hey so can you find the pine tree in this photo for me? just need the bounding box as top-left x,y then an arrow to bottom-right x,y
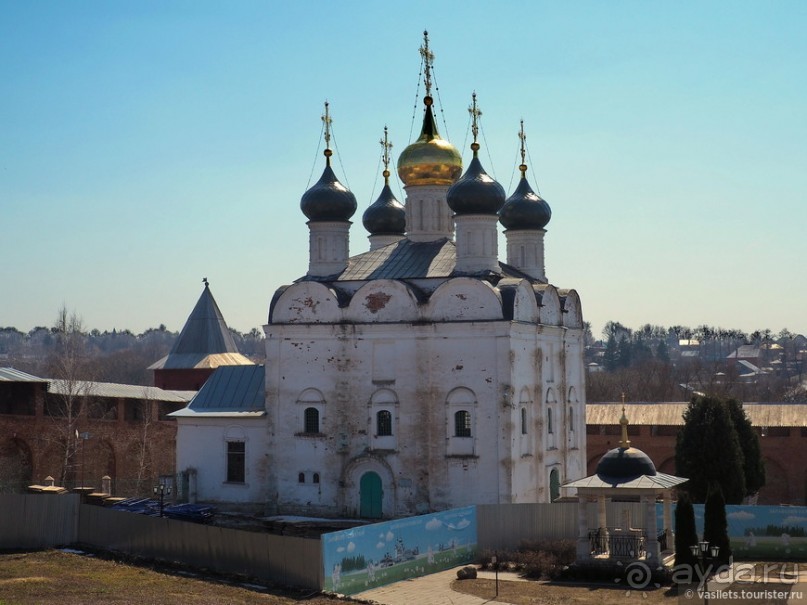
674,493 -> 699,568
604,333 -> 618,372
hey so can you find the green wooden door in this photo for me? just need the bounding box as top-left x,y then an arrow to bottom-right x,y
360,471 -> 383,518
550,468 -> 560,502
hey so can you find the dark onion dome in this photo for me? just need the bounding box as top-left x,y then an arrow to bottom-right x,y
397,97 -> 462,187
363,181 -> 405,235
595,446 -> 658,483
300,152 -> 357,222
499,173 -> 552,230
446,153 -> 506,215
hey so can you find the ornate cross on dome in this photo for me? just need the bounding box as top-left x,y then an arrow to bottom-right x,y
420,30 -> 434,98
379,125 -> 393,184
321,100 -> 333,163
518,119 -> 528,176
619,392 -> 631,448
468,91 -> 481,155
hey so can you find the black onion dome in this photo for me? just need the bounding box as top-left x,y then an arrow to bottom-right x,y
595,447 -> 657,484
362,183 -> 405,235
300,164 -> 357,222
446,156 -> 506,215
499,175 -> 552,230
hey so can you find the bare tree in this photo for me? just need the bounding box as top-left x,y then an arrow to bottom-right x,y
43,306 -> 95,487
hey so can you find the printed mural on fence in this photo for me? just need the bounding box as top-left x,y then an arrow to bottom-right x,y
321,505 -> 476,594
656,504 -> 807,560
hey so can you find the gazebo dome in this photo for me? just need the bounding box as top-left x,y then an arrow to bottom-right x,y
595,446 -> 657,483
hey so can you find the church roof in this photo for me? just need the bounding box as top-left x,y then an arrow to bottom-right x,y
300,238 -> 534,282
149,282 -> 254,370
171,364 -> 265,417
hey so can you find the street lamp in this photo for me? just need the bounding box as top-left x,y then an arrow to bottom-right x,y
153,483 -> 172,517
689,540 -> 720,605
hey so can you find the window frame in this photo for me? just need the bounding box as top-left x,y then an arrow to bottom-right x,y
226,441 -> 246,484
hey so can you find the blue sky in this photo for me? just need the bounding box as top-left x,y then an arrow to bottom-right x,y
2,1 -> 805,338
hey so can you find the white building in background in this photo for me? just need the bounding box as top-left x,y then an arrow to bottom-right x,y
173,34 -> 586,518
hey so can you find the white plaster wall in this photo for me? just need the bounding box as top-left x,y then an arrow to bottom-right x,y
175,417 -> 267,503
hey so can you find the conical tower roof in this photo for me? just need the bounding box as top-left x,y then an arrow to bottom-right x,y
149,280 -> 254,371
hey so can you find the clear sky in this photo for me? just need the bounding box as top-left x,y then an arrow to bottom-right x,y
2,1 -> 806,338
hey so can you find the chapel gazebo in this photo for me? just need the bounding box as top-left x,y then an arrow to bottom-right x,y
564,406 -> 688,567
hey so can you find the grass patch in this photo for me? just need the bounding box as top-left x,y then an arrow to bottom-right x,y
0,550 -> 341,605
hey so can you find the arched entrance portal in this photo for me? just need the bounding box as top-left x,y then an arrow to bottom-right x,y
360,471 -> 383,518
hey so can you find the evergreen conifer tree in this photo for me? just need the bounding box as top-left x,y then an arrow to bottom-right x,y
726,399 -> 765,497
703,483 -> 731,568
676,396 -> 746,503
674,492 -> 699,569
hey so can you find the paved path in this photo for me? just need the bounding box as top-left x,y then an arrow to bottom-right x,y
354,566 -> 522,605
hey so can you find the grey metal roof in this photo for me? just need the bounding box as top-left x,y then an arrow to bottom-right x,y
564,471 -> 688,490
151,283 -> 254,371
303,238 -> 532,282
171,364 -> 265,417
0,367 -> 46,382
587,402 -> 807,428
48,380 -> 194,403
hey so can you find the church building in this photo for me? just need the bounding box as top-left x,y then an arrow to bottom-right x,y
174,33 -> 586,518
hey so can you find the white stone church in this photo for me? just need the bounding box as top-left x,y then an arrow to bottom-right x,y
173,35 -> 586,518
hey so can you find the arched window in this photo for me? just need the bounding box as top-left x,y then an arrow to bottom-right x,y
454,410 -> 472,437
521,407 -> 528,435
298,472 -> 305,483
550,468 -> 560,502
377,410 -> 392,436
547,408 -> 553,434
313,472 -> 320,484
569,406 -> 574,431
304,407 -> 320,434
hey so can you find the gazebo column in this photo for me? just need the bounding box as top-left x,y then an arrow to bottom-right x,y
576,494 -> 592,561
643,495 -> 660,566
662,490 -> 674,550
597,494 -> 609,556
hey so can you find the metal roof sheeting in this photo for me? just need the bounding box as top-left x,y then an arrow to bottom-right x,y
587,402 -> 807,428
148,352 -> 254,371
0,367 -> 46,382
48,380 -> 194,403
171,364 -> 265,417
564,471 -> 688,490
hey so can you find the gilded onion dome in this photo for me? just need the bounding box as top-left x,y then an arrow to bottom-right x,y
364,127 -> 406,235
499,122 -> 551,230
300,103 -> 357,222
397,96 -> 462,187
447,93 -> 505,215
397,33 -> 461,187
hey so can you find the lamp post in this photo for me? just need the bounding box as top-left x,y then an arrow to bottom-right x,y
690,540 -> 720,605
153,483 -> 172,517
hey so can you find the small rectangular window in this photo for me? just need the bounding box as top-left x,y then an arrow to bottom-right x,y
377,410 -> 393,436
227,441 -> 245,483
454,410 -> 472,437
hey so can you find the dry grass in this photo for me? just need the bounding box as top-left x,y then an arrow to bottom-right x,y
0,550 -> 344,605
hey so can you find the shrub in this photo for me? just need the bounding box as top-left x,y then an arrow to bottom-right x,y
478,540 -> 575,580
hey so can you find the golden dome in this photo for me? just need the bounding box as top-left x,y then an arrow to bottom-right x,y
397,97 -> 462,187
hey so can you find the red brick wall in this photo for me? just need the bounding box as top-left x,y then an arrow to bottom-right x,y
586,424 -> 805,505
